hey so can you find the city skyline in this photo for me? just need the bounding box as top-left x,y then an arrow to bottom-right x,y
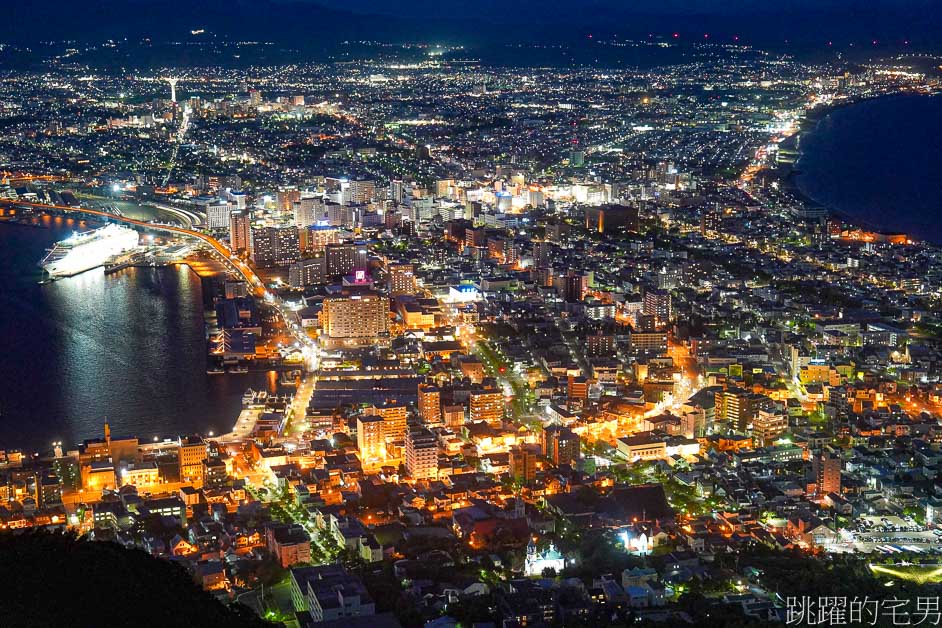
1,4 -> 942,627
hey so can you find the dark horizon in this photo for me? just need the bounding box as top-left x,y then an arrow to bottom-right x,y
3,0 -> 942,56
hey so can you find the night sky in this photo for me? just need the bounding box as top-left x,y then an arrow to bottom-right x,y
2,0 -> 941,52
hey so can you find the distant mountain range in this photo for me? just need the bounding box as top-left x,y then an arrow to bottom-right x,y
4,0 -> 941,53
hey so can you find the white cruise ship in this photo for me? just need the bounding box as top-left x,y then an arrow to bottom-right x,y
40,224 -> 140,278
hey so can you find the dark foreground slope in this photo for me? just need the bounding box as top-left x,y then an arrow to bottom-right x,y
0,530 -> 269,628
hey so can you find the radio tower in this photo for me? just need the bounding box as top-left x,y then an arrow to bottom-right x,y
165,77 -> 179,103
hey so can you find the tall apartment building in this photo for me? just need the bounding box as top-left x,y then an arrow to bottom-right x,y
541,426 -> 580,467
289,257 -> 327,288
294,197 -> 323,229
290,565 -> 375,623
229,211 -> 252,253
321,292 -> 389,339
251,226 -> 300,268
586,334 -> 615,357
368,403 -> 408,442
716,388 -> 770,433
469,388 -> 504,426
567,375 -> 588,400
276,188 -> 299,210
627,331 -> 668,355
357,416 -> 385,463
642,289 -> 672,324
442,405 -> 465,429
509,444 -> 539,484
326,202 -> 357,227
347,179 -> 376,204
202,198 -> 236,230
417,384 -> 442,425
325,242 -> 368,277
178,436 -> 207,484
563,271 -> 587,303
389,179 -> 406,204
405,428 -> 438,480
301,225 -> 340,254
388,263 -> 417,296
815,449 -> 842,496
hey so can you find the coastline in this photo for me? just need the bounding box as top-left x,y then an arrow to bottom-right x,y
0,219 -> 274,454
778,89 -> 938,239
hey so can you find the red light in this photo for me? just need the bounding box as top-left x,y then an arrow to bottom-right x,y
587,34 -> 593,39
733,35 -> 739,42
872,40 -> 878,45
703,33 -> 709,39
499,367 -> 506,373
673,32 -> 679,39
827,41 -> 833,46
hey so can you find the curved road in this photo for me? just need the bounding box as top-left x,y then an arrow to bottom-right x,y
1,199 -> 265,297
4,198 -> 321,375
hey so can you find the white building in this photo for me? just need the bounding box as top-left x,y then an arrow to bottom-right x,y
405,428 -> 438,480
524,540 -> 565,576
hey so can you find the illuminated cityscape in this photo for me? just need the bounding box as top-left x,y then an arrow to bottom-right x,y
3,3 -> 942,626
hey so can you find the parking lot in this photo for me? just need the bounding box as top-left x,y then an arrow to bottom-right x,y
832,515 -> 942,554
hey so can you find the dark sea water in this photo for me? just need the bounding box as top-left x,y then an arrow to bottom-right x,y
0,217 -> 272,452
795,93 -> 942,243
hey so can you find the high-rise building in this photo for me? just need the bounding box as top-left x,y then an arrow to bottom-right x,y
288,257 -> 327,288
251,226 -> 300,268
390,179 -> 406,204
587,334 -> 615,357
292,564 -> 376,623
203,458 -> 228,488
715,388 -> 769,433
469,388 -> 504,426
532,240 -> 553,267
294,197 -> 322,229
564,271 -> 587,303
816,450 -> 842,496
229,211 -> 252,253
326,202 -> 357,227
178,436 -> 207,484
321,292 -> 389,339
627,331 -> 668,355
348,179 -> 376,204
325,242 -> 368,277
701,206 -> 722,236
442,405 -> 465,428
368,403 -> 408,442
405,428 -> 438,480
464,227 -> 486,249
203,199 -> 236,230
541,426 -> 580,467
356,416 -> 385,463
509,444 -> 539,484
301,226 -> 340,254
388,263 -> 417,296
417,384 -> 442,425
643,289 -> 672,324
